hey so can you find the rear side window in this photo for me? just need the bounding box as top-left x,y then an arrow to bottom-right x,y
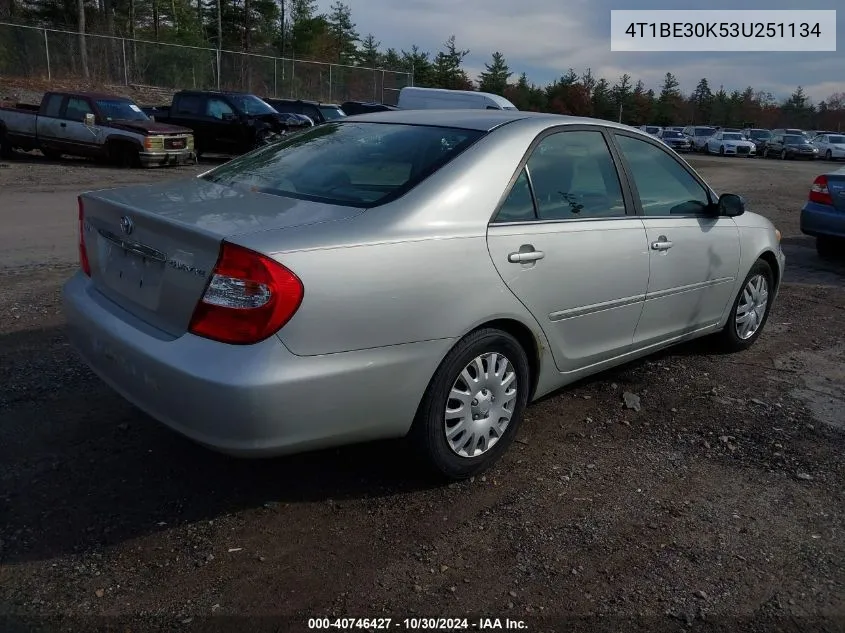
202,122 -> 484,208
42,94 -> 64,117
174,94 -> 202,115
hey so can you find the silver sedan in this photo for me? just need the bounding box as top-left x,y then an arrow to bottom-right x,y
63,110 -> 785,479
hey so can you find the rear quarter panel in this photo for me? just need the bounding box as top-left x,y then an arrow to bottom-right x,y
0,108 -> 38,139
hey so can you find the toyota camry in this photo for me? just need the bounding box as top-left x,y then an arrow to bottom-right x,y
63,110 -> 785,479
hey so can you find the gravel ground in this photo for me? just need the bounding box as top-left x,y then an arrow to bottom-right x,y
0,152 -> 844,633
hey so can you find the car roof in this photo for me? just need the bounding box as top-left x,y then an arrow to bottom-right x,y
341,109 -> 649,132
51,91 -> 130,100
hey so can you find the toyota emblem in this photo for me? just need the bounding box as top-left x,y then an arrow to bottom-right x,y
120,216 -> 134,235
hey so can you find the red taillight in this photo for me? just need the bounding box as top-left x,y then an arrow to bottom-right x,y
809,175 -> 834,205
78,197 -> 91,276
188,242 -> 303,345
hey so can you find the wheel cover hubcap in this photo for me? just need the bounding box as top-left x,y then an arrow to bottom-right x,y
735,274 -> 769,340
445,352 -> 518,458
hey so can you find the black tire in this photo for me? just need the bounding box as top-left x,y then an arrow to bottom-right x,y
816,236 -> 841,260
717,259 -> 775,353
0,132 -> 14,159
109,142 -> 140,168
719,145 -> 725,156
41,148 -> 62,161
409,328 -> 531,480
826,150 -> 833,161
780,149 -> 787,160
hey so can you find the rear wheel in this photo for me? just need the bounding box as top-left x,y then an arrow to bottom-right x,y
41,148 -> 62,160
816,236 -> 842,259
0,132 -> 13,159
409,328 -> 531,480
717,259 -> 774,352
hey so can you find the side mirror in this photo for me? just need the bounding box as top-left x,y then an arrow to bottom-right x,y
719,193 -> 745,217
84,113 -> 96,127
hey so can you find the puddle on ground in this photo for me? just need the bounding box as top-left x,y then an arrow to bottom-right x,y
773,345 -> 845,429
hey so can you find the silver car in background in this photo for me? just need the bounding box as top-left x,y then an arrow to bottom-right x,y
682,125 -> 717,152
63,111 -> 785,479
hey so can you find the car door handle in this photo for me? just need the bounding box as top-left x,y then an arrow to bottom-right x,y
651,240 -> 673,251
508,250 -> 545,263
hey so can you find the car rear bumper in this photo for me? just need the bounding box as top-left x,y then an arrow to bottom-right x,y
801,201 -> 845,238
139,150 -> 196,167
62,272 -> 452,457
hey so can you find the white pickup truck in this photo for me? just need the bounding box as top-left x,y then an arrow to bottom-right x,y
0,90 -> 195,167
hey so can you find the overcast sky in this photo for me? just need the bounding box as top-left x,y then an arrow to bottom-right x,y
315,0 -> 842,102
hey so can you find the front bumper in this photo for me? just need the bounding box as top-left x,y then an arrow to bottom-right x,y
139,149 -> 196,167
801,201 -> 845,239
62,272 -> 452,457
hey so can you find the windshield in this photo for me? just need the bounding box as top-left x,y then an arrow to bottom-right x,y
228,94 -> 276,115
319,106 -> 346,120
202,122 -> 485,208
784,135 -> 809,144
95,99 -> 149,121
828,135 -> 845,144
503,106 -> 519,111
694,127 -> 715,136
748,130 -> 771,139
723,133 -> 743,141
663,131 -> 684,138
645,127 -> 660,133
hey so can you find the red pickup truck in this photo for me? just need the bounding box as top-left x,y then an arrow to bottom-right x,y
0,90 -> 195,167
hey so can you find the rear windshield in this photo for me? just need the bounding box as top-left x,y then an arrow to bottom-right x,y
201,122 -> 484,208
662,131 -> 684,138
645,127 -> 660,133
722,133 -> 743,140
694,127 -> 715,136
748,129 -> 770,139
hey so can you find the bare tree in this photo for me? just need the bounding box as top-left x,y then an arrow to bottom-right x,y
78,0 -> 89,78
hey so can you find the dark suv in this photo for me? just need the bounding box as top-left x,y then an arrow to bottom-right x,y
263,99 -> 346,124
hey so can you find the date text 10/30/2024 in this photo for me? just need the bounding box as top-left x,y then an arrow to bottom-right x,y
307,617 -> 528,630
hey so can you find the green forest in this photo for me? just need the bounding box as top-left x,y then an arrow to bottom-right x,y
0,0 -> 842,129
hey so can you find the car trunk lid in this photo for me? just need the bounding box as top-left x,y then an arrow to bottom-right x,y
825,168 -> 845,211
81,177 -> 364,337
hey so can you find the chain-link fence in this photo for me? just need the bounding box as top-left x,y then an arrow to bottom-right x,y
0,22 -> 412,105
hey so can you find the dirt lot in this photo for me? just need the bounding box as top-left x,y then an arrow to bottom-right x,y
1,153 -> 844,633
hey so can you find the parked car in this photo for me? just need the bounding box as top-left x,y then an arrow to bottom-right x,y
800,167 -> 845,258
682,125 -> 717,151
810,133 -> 845,161
704,131 -> 756,157
810,130 -> 838,138
770,128 -> 807,138
63,111 -> 784,479
742,128 -> 772,155
341,101 -> 400,116
263,98 -> 346,124
397,86 -> 518,110
143,91 -> 291,156
0,91 -> 194,166
764,133 -> 819,160
639,125 -> 662,137
656,128 -> 692,152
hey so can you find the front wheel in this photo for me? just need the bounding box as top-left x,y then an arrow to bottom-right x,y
716,259 -> 774,352
780,149 -> 787,160
826,150 -> 833,161
409,328 -> 531,480
719,145 -> 725,156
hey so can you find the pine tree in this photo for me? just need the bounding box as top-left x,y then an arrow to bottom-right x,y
432,35 -> 470,89
326,1 -> 357,64
477,51 -> 511,94
359,33 -> 380,68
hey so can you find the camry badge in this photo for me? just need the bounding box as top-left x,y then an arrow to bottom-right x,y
120,215 -> 134,235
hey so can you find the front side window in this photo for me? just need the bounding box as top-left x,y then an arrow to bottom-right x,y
319,106 -> 346,120
206,98 -> 235,119
174,95 -> 202,115
526,130 -> 626,220
64,97 -> 94,122
202,122 -> 484,208
614,134 -> 711,217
